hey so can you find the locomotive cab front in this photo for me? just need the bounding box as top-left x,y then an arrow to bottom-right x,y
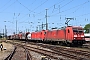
72,27 -> 85,45
66,26 -> 85,46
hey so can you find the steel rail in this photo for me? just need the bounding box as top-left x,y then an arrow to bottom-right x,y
4,46 -> 17,60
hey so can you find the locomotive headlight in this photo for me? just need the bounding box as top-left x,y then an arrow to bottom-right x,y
81,35 -> 84,37
74,35 -> 77,37
74,38 -> 76,39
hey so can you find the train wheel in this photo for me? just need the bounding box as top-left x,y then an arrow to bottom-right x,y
60,41 -> 64,46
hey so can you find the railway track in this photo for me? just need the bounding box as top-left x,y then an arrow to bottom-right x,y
7,41 -> 64,60
4,41 -> 32,60
28,42 -> 90,60
39,44 -> 90,58
4,46 -> 17,60
26,49 -> 32,60
6,40 -> 90,60
82,42 -> 90,49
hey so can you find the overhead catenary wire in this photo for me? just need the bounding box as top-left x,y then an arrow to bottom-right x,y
0,0 -> 90,34
0,0 -> 90,20
16,0 -> 31,12
29,0 -> 66,21
49,0 -> 90,17
16,0 -> 48,14
34,0 -> 74,21
28,0 -> 37,7
16,0 -> 49,21
0,0 -> 11,9
32,0 -> 48,11
33,0 -> 90,25
16,0 -> 66,21
38,0 -> 89,20
36,0 -> 66,16
0,0 -> 17,13
13,0 -> 37,19
49,0 -> 74,16
2,0 -> 90,22
65,0 -> 90,18
14,0 -> 67,22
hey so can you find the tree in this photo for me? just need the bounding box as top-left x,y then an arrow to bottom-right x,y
84,23 -> 90,33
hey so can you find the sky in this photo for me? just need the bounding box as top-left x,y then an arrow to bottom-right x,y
0,0 -> 90,35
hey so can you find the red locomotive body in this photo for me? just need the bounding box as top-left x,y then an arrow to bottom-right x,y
45,30 -> 57,40
44,29 -> 66,41
44,26 -> 85,45
36,32 -> 39,40
57,29 -> 65,41
40,30 -> 46,41
31,30 -> 46,41
31,32 -> 39,40
31,32 -> 35,40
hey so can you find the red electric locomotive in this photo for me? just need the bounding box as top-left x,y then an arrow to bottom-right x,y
45,26 -> 85,46
30,26 -> 85,46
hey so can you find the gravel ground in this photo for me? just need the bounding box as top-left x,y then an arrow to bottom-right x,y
0,42 -> 14,60
11,46 -> 27,60
26,43 -> 58,60
6,40 -> 90,60
11,43 -> 56,60
0,41 -> 56,60
11,43 -> 45,60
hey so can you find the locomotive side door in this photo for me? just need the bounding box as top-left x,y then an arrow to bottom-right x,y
66,28 -> 70,41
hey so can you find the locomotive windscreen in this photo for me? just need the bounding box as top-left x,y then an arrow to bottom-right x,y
73,30 -> 83,33
73,28 -> 84,33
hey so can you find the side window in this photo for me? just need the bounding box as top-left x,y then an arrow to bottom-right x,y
44,32 -> 46,34
68,29 -> 70,33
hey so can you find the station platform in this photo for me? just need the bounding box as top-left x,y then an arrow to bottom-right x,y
0,41 -> 14,60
